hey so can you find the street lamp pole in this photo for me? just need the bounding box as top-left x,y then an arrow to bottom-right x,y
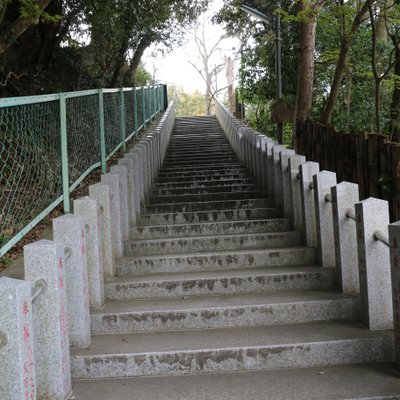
274,2 -> 283,144
240,3 -> 283,144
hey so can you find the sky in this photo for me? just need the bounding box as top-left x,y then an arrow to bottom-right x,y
143,0 -> 240,95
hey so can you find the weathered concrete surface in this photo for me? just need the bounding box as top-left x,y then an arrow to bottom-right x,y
72,363 -> 400,400
116,247 -> 317,275
131,219 -> 291,240
71,321 -> 393,379
138,207 -> 279,225
91,290 -> 358,334
105,266 -> 335,300
126,231 -> 301,256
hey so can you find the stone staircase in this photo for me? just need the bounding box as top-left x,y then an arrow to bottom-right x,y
72,116 -> 396,399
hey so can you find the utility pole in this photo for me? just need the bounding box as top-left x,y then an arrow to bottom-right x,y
240,3 -> 283,144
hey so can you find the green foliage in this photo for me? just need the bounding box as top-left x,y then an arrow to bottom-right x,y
168,85 -> 207,116
19,0 -> 61,24
134,64 -> 152,86
215,0 -> 400,139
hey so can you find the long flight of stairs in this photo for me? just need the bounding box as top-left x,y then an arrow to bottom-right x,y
72,116 -> 398,399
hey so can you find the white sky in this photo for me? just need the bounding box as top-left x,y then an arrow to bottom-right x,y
143,0 -> 240,94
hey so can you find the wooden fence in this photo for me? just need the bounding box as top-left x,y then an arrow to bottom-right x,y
296,120 -> 400,221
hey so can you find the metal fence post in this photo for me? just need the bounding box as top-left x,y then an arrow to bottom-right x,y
142,87 -> 146,129
99,89 -> 106,173
148,85 -> 152,120
120,88 -> 126,152
60,92 -> 70,213
133,88 -> 138,136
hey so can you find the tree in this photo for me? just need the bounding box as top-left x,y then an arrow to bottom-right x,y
0,0 -> 210,95
187,16 -> 235,115
321,0 -> 376,125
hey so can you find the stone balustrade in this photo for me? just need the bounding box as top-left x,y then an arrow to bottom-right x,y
0,101 -> 175,400
215,99 -> 399,364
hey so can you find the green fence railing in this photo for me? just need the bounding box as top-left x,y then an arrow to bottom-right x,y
0,84 -> 166,258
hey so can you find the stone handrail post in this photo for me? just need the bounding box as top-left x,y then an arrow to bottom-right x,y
280,149 -> 295,220
299,162 -> 320,247
355,198 -> 393,330
331,182 -> 360,294
89,182 -> 115,280
313,171 -> 337,268
74,197 -> 105,309
389,221 -> 400,366
53,214 -> 91,348
0,277 -> 37,400
288,155 -> 306,232
118,156 -> 136,226
110,165 -> 129,241
101,173 -> 124,258
272,145 -> 286,213
24,240 -> 72,399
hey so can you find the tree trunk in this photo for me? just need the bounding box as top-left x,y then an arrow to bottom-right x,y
0,0 -> 52,58
129,35 -> 152,81
225,56 -> 236,112
109,37 -> 129,87
293,0 -> 318,150
205,70 -> 212,115
390,43 -> 400,142
321,0 -> 374,125
295,0 -> 317,122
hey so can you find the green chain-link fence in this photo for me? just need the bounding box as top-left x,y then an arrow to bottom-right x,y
0,84 -> 166,258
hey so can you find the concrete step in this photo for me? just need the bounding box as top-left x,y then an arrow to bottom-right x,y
160,163 -> 244,173
157,169 -> 248,179
116,247 -> 316,275
152,185 -> 260,197
131,218 -> 290,240
71,321 -> 393,379
72,362 -> 400,400
125,231 -> 301,256
71,362 -> 400,400
154,178 -> 256,189
143,198 -> 272,213
165,149 -> 236,158
149,190 -> 266,204
91,290 -> 359,334
138,207 -> 280,226
163,154 -> 239,164
105,266 -> 335,300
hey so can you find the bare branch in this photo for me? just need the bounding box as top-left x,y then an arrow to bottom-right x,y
0,71 -> 28,87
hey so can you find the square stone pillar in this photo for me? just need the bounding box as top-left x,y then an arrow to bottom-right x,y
101,172 -> 124,258
130,148 -> 145,210
272,145 -> 286,212
389,220 -> 400,367
313,171 -> 337,267
0,277 -> 36,400
110,164 -> 129,241
126,151 -> 142,217
288,155 -> 306,232
53,214 -> 91,347
356,197 -> 393,330
259,137 -> 271,193
265,141 -> 276,199
118,157 -> 137,226
299,162 -> 320,247
89,183 -> 115,279
280,149 -> 295,220
331,182 -> 360,294
74,197 -> 105,309
24,240 -> 72,399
